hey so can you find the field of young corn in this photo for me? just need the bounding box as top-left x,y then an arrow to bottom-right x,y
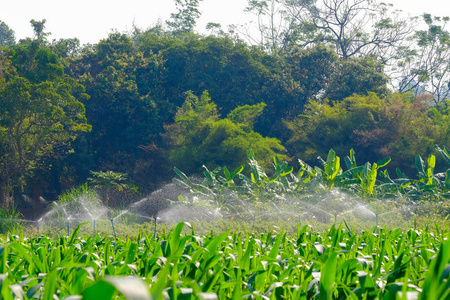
0,221 -> 449,300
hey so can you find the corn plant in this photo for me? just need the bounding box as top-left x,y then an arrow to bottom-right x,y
0,221 -> 449,299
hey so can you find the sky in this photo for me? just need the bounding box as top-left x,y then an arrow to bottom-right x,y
1,0 -> 450,45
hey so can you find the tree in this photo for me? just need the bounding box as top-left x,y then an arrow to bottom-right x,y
0,45 -> 90,209
227,102 -> 266,131
231,0 -> 303,54
66,33 -> 170,189
0,20 -> 15,46
285,44 -> 389,101
285,92 -> 447,175
396,14 -> 450,105
298,0 -> 412,61
164,91 -> 288,173
285,44 -> 337,101
133,32 -> 304,138
235,0 -> 413,62
50,38 -> 81,58
324,55 -> 389,100
30,19 -> 50,42
166,0 -> 204,34
88,171 -> 136,207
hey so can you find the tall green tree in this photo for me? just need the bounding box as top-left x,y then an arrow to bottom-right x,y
50,38 -> 81,58
67,33 -> 170,189
237,0 -> 413,61
231,0 -> 301,54
0,44 -> 90,209
133,32 -> 304,138
396,14 -> 450,105
30,19 -> 50,42
285,44 -> 389,102
166,0 -> 203,34
0,20 -> 15,46
324,55 -> 389,100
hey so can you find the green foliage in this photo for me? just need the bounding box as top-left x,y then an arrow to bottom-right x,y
286,45 -> 389,102
132,32 -> 303,137
286,93 -> 385,164
0,20 -> 15,46
67,32 -> 170,190
88,171 -> 138,207
88,171 -> 132,192
0,206 -> 22,234
226,102 -> 266,131
397,14 -> 450,104
174,145 -> 450,209
57,183 -> 96,204
165,91 -> 287,173
166,0 -> 203,35
30,19 -> 49,41
0,41 -> 90,208
49,38 -> 81,58
286,92 -> 450,176
324,55 -> 389,101
4,15 -> 450,210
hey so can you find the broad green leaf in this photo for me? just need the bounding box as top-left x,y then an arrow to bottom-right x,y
415,155 -> 425,176
376,157 -> 391,169
42,269 -> 58,300
268,235 -> 282,260
82,279 -> 116,300
319,252 -> 337,299
435,145 -> 450,164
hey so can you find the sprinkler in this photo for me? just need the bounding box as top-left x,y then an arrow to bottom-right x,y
67,219 -> 70,236
252,215 -> 255,227
334,214 -> 338,226
93,219 -> 96,238
298,215 -> 301,226
36,220 -> 40,234
376,214 -> 379,234
111,218 -> 116,239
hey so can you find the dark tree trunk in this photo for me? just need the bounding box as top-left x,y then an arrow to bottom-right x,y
0,177 -> 14,211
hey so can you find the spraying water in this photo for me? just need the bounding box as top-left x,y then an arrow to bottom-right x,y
8,179 -> 441,237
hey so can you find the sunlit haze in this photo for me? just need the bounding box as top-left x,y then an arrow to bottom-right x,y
2,0 -> 450,45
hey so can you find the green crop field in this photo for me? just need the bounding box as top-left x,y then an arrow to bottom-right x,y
0,222 -> 449,299
1,148 -> 450,299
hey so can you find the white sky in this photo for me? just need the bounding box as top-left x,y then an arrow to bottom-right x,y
1,0 -> 450,45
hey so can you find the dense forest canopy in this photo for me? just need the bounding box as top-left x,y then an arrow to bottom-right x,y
0,0 -> 449,211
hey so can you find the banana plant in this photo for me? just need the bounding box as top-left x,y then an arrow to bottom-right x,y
354,157 -> 390,198
296,158 -> 318,183
415,154 -> 437,186
414,155 -> 440,199
263,155 -> 297,194
333,149 -> 391,198
316,149 -> 343,188
435,145 -> 450,198
239,149 -> 269,188
173,167 -> 213,195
